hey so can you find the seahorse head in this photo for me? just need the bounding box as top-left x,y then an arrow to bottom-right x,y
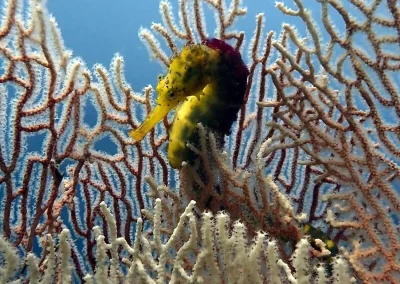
130,44 -> 219,142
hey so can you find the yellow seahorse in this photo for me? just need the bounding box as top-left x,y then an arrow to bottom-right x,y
130,38 -> 249,168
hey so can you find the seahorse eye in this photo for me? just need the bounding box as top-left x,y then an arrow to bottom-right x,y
168,92 -> 175,100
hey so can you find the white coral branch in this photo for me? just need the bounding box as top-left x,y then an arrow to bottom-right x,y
0,200 -> 355,283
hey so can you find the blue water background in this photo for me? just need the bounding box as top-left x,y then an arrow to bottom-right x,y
47,0 -> 287,90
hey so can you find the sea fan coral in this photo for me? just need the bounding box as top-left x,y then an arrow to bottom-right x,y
0,198 -> 355,283
0,0 -> 399,283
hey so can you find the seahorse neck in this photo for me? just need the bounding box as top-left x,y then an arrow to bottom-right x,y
203,38 -> 249,104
